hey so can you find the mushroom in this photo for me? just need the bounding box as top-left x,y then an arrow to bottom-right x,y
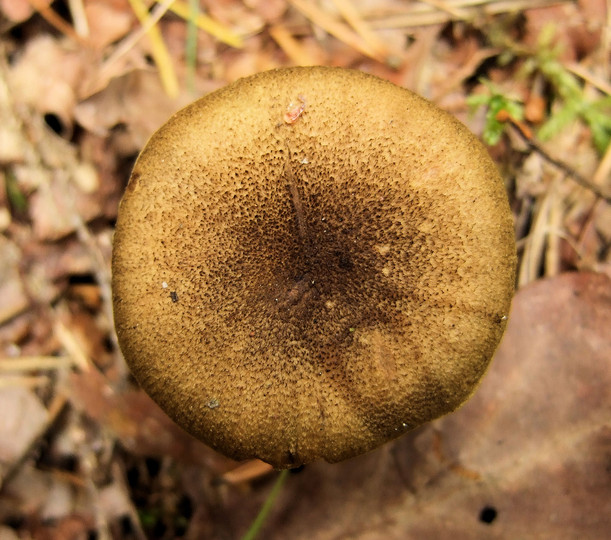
112,66 -> 516,469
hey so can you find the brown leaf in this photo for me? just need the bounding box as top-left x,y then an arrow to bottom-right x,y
68,368 -> 236,472
74,70 -> 209,154
84,0 -> 134,51
9,35 -> 85,134
0,386 -> 48,479
213,272 -> 611,539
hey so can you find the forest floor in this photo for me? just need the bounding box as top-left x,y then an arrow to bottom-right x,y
0,1 -> 610,539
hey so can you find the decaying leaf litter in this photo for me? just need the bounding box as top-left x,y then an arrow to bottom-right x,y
0,0 -> 610,539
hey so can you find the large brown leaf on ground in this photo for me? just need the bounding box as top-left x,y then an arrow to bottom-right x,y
221,272 -> 610,539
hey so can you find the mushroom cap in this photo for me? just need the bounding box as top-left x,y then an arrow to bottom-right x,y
112,66 -> 516,469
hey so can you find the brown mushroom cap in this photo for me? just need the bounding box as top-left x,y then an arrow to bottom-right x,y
112,66 -> 516,469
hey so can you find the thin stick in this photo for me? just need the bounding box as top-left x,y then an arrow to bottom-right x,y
27,0 -> 86,44
497,111 -> 611,204
519,135 -> 611,204
222,460 -> 274,485
565,62 -> 611,96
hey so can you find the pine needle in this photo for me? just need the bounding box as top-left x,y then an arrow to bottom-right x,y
330,0 -> 389,59
290,0 -> 386,63
269,25 -> 322,66
67,0 -> 89,37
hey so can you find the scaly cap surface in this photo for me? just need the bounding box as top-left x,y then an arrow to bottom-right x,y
112,67 -> 516,468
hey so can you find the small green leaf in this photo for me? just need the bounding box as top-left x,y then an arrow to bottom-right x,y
467,83 -> 524,146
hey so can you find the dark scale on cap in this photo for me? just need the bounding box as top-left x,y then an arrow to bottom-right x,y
112,67 -> 516,468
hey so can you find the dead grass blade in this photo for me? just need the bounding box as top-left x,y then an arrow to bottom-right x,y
290,0 -> 388,63
368,0 -> 573,29
170,0 -> 244,48
126,0 -> 179,98
269,25 -> 324,66
330,0 -> 389,59
27,0 -> 87,44
0,356 -> 77,371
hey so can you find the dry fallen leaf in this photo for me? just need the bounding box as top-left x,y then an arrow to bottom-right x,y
74,69 -> 216,153
0,386 -> 48,484
207,272 -> 611,539
9,35 -> 85,134
83,0 -> 134,50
